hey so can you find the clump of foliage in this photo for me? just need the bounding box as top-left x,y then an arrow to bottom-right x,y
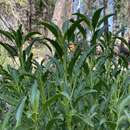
0,8 -> 130,130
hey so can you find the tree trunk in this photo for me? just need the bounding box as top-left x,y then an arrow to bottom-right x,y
128,1 -> 130,36
28,0 -> 32,32
46,0 -> 72,57
113,0 -> 118,33
103,0 -> 109,33
52,0 -> 72,29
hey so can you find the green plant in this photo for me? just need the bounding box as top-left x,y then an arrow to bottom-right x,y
0,7 -> 130,130
0,25 -> 41,72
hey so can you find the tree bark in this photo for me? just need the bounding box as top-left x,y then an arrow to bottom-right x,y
103,0 -> 109,33
46,0 -> 72,56
128,1 -> 130,36
52,0 -> 72,29
28,0 -> 32,32
113,0 -> 118,33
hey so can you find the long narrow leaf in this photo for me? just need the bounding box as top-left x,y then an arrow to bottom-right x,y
68,45 -> 81,76
39,21 -> 63,43
73,13 -> 92,30
92,7 -> 104,30
73,113 -> 94,127
64,19 -> 84,41
43,94 -> 61,111
70,19 -> 86,39
24,32 -> 41,42
15,96 -> 27,128
0,29 -> 14,42
0,42 -> 18,57
97,14 -> 114,28
44,38 -> 63,60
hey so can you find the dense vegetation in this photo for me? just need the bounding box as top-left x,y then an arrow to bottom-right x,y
0,8 -> 130,130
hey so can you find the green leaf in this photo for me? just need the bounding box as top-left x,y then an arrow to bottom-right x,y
73,13 -> 92,30
70,19 -> 86,39
43,94 -> 61,111
115,36 -> 128,47
30,80 -> 40,114
13,25 -> 23,48
68,45 -> 81,76
1,113 -> 10,130
73,113 -> 94,127
0,29 -> 14,42
0,42 -> 18,57
74,90 -> 97,105
60,91 -> 71,101
14,118 -> 34,130
77,45 -> 96,69
25,53 -> 33,72
44,38 -> 63,60
92,7 -> 104,30
14,125 -> 34,130
24,32 -> 41,42
118,96 -> 130,112
91,27 -> 105,44
15,96 -> 27,128
46,117 -> 62,130
39,21 -> 63,43
124,110 -> 130,123
83,62 -> 90,76
62,20 -> 70,33
24,38 -> 38,57
24,37 -> 52,57
64,19 -> 84,41
115,27 -> 127,35
97,14 -> 115,28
